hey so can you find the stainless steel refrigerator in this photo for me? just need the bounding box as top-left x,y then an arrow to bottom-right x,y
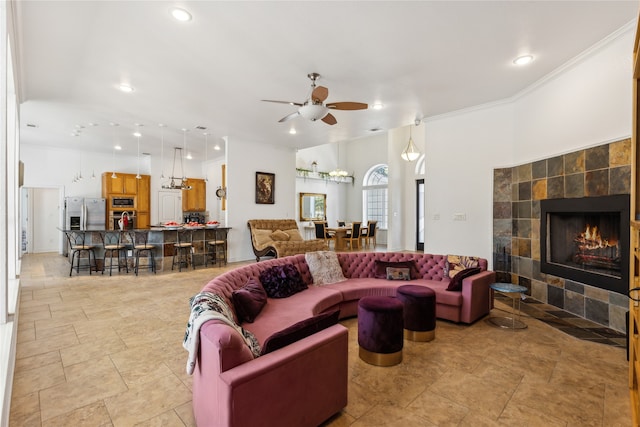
64,197 -> 106,230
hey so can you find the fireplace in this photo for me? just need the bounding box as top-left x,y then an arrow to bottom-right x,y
540,195 -> 629,295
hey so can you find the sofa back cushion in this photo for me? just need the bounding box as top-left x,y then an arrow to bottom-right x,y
260,309 -> 340,355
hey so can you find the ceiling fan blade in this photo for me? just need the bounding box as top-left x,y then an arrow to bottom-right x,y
278,111 -> 300,123
262,99 -> 304,107
312,86 -> 329,103
327,102 -> 368,110
321,113 -> 337,125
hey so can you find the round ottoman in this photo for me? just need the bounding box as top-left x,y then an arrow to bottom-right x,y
357,296 -> 404,366
397,285 -> 436,342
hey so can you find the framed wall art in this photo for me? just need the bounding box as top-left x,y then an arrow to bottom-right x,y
255,172 -> 275,204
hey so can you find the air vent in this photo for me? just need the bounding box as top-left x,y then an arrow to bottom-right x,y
195,126 -> 207,130
26,123 -> 37,128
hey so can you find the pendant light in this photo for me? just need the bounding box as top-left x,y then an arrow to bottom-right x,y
329,141 -> 348,179
134,124 -> 142,179
401,123 -> 420,162
110,122 -> 119,178
203,132 -> 209,182
78,151 -> 83,181
159,124 -> 166,179
182,128 -> 188,182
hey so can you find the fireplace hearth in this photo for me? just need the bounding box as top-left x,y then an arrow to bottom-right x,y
540,195 -> 629,295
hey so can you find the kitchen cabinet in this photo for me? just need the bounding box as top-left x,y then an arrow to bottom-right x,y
103,173 -> 138,195
137,175 -> 150,211
136,211 -> 150,229
182,178 -> 206,212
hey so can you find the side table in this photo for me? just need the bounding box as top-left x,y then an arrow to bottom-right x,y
488,282 -> 528,330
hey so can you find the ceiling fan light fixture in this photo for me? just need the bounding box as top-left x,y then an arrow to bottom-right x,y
299,104 -> 329,121
118,84 -> 134,93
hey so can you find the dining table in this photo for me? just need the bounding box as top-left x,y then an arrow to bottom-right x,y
326,227 -> 351,251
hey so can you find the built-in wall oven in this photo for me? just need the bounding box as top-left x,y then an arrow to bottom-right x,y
109,211 -> 136,230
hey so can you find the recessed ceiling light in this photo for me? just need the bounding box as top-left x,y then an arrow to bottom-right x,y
372,102 -> 384,110
171,7 -> 192,22
119,84 -> 134,93
186,153 -> 193,160
289,128 -> 297,135
513,55 -> 534,66
114,145 -> 122,150
213,145 -> 221,151
133,131 -> 142,137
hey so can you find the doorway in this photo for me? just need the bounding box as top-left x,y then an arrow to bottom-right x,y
416,179 -> 424,251
23,187 -> 62,254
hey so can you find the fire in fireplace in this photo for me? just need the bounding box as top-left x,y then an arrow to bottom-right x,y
540,195 -> 629,295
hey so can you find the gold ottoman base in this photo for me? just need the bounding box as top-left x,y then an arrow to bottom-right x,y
404,329 -> 435,342
359,347 -> 402,367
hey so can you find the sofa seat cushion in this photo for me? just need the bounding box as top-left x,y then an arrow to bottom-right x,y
243,285 -> 343,344
414,280 -> 463,306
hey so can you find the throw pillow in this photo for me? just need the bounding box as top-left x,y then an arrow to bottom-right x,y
386,267 -> 411,281
445,255 -> 480,279
232,278 -> 268,323
374,260 -> 419,280
284,228 -> 304,241
305,251 -> 347,285
446,267 -> 482,291
259,264 -> 308,298
270,229 -> 290,241
261,309 -> 340,355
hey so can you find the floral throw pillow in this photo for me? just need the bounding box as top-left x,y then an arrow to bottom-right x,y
445,255 -> 480,279
305,251 -> 347,285
259,264 -> 308,298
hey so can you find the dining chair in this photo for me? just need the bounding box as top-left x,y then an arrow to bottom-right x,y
363,220 -> 378,248
345,222 -> 362,250
337,220 -> 346,227
314,221 -> 335,249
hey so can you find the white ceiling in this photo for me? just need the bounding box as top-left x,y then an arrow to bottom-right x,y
14,1 -> 639,159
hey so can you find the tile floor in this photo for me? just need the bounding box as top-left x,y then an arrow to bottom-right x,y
9,252 -> 631,426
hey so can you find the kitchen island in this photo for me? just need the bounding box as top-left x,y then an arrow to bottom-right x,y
59,227 -> 231,274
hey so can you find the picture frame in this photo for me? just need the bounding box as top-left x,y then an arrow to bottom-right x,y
255,172 -> 275,204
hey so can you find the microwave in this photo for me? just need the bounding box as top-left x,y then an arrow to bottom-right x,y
112,197 -> 135,208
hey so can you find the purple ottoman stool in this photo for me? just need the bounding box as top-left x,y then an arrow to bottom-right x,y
397,285 -> 436,342
357,296 -> 403,366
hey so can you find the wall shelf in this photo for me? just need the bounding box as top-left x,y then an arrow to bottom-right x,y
296,168 -> 354,185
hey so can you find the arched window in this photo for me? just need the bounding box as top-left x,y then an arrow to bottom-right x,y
362,164 -> 388,228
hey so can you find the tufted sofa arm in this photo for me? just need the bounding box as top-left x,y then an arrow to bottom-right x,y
247,219 -> 327,261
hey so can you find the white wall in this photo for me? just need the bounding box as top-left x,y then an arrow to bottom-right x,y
423,103 -> 515,262
226,138 -> 296,262
513,27 -> 633,163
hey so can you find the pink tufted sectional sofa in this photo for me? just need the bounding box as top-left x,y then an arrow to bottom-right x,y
192,252 -> 495,426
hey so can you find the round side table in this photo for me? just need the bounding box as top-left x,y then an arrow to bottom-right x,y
488,282 -> 528,330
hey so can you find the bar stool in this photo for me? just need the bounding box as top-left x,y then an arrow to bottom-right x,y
129,230 -> 156,275
101,230 -> 128,276
65,230 -> 98,276
172,228 -> 195,271
205,228 -> 228,267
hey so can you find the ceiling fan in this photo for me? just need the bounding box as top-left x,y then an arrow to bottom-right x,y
262,73 -> 368,125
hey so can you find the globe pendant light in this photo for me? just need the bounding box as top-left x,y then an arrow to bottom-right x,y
401,124 -> 420,162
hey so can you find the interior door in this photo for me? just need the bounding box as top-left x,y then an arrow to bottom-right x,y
158,190 -> 182,224
416,179 -> 424,251
30,188 -> 60,253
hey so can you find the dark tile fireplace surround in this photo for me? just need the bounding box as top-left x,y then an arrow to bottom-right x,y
493,139 -> 631,332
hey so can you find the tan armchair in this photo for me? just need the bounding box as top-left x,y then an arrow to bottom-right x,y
247,219 -> 327,261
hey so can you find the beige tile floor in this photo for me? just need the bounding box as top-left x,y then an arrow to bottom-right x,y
9,252 -> 631,426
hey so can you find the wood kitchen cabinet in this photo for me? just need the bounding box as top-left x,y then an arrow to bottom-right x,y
103,172 -> 138,195
137,175 -> 150,211
182,178 -> 206,212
